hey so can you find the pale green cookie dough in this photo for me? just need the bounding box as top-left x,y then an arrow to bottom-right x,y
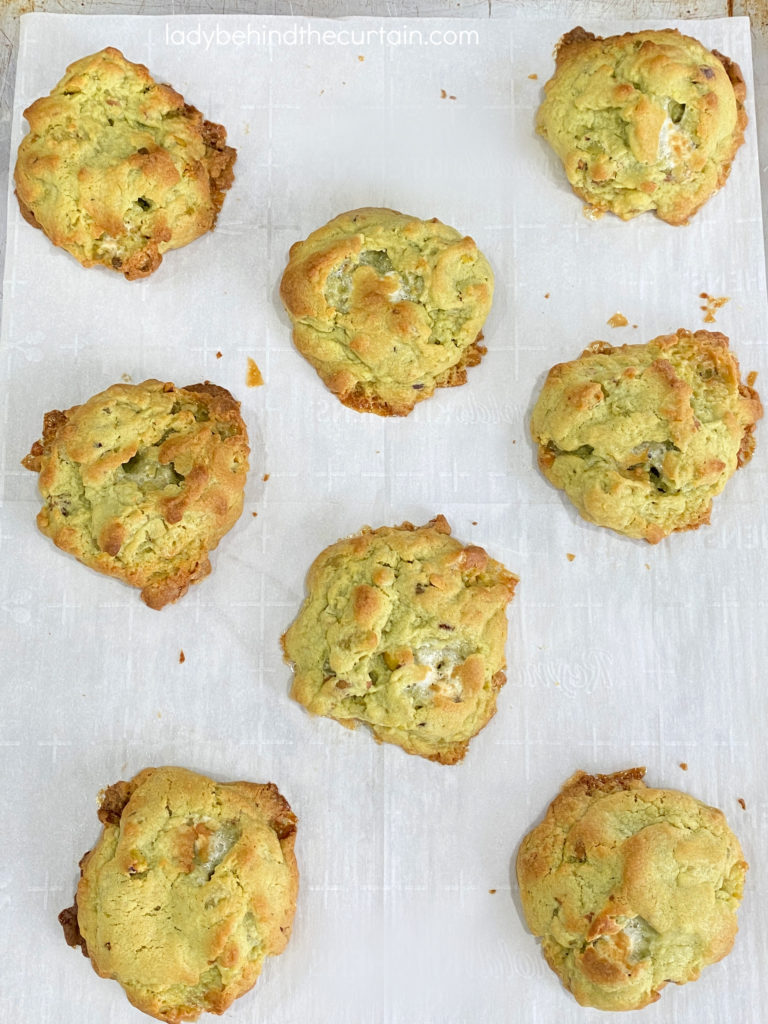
536,28 -> 747,224
530,329 -> 761,542
15,47 -> 236,278
282,516 -> 518,763
60,766 -> 298,1023
517,768 -> 747,1011
279,208 -> 494,416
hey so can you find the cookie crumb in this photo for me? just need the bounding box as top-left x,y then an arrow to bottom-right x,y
440,88 -> 447,98
679,762 -> 688,770
216,351 -> 222,359
747,370 -> 758,387
632,324 -> 638,329
645,563 -> 650,570
121,373 -> 132,383
247,358 -> 264,387
488,888 -> 497,894
358,55 -> 365,62
179,650 -> 185,664
471,521 -> 478,526
737,797 -> 746,810
607,312 -> 629,328
699,292 -> 729,323
583,205 -> 604,221
544,292 -> 550,299
566,553 -> 575,562
528,73 -> 538,80
263,473 -> 270,481
252,511 -> 258,518
449,95 -> 456,101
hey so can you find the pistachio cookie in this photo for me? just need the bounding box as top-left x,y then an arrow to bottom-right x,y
279,208 -> 494,416
59,766 -> 298,1022
22,379 -> 249,608
14,47 -> 236,278
530,329 -> 761,542
282,515 -> 518,764
516,768 -> 747,1010
536,28 -> 747,224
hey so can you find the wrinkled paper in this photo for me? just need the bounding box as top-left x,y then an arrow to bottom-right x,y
1,12 -> 765,1023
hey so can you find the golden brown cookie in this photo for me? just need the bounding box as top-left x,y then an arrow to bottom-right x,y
536,28 -> 747,224
15,47 -> 236,278
282,515 -> 518,763
530,329 -> 761,542
22,379 -> 249,608
516,768 -> 747,1010
59,766 -> 298,1023
279,208 -> 494,415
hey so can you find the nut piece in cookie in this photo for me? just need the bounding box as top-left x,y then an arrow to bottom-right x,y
530,329 -> 761,542
516,768 -> 747,1010
14,47 -> 236,278
536,28 -> 747,224
282,515 -> 518,763
279,208 -> 494,416
22,379 -> 249,608
59,766 -> 298,1023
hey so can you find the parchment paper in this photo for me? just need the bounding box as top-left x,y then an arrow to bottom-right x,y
1,12 -> 766,1023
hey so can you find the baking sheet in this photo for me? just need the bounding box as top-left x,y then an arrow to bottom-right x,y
1,11 -> 766,1023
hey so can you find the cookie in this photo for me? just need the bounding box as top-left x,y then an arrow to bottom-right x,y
282,515 -> 518,764
22,379 -> 249,608
14,47 -> 236,279
530,329 -> 761,542
516,768 -> 747,1010
279,208 -> 494,416
59,766 -> 298,1023
536,28 -> 747,224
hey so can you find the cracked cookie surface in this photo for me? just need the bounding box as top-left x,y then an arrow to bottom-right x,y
282,515 -> 518,764
14,47 -> 236,279
60,766 -> 298,1023
530,329 -> 761,542
516,768 -> 747,1011
536,28 -> 747,224
279,208 -> 494,416
22,379 -> 249,608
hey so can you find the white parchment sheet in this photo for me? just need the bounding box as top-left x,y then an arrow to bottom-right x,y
1,12 -> 766,1023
